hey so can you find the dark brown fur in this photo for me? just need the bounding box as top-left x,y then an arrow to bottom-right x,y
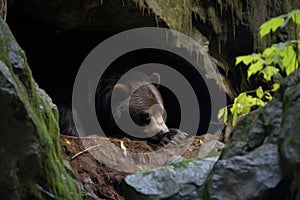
59,71 -> 165,138
96,71 -> 165,138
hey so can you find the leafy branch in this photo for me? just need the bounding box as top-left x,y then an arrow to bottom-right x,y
219,9 -> 300,126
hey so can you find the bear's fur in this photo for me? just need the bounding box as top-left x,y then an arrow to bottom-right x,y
59,71 -> 169,139
95,70 -> 168,139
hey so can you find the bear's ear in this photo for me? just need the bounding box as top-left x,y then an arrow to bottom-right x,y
149,73 -> 160,85
113,83 -> 130,98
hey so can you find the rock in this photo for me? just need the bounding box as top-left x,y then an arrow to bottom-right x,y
202,144 -> 281,200
198,140 -> 225,158
279,71 -> 300,199
124,157 -> 218,200
200,70 -> 300,200
0,18 -> 81,199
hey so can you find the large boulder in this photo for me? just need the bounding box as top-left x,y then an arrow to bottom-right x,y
0,18 -> 81,199
124,157 -> 219,200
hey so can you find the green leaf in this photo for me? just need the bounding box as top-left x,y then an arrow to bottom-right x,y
290,9 -> 300,24
253,98 -> 266,107
263,45 -> 279,57
229,92 -> 268,126
232,112 -> 238,126
272,83 -> 280,92
263,45 -> 282,67
247,59 -> 264,79
230,101 -> 238,114
224,108 -> 228,124
256,87 -> 264,98
252,53 -> 262,62
260,17 -> 285,37
264,92 -> 273,101
280,45 -> 298,75
281,45 -> 295,67
292,13 -> 300,24
260,65 -> 279,81
236,55 -> 253,66
218,107 -> 225,119
286,55 -> 299,75
232,93 -> 249,114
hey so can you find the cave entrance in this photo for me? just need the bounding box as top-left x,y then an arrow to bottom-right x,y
7,2 -> 217,136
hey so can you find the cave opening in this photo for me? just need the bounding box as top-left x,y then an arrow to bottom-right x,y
7,10 -> 216,136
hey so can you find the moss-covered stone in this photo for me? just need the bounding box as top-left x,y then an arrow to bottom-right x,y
0,17 -> 81,199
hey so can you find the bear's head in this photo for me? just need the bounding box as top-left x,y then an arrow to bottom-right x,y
112,71 -> 169,139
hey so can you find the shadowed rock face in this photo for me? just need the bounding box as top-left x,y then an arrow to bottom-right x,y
122,70 -> 300,200
7,0 -> 166,32
0,18 -> 81,199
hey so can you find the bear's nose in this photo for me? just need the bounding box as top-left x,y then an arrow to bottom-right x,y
158,127 -> 169,136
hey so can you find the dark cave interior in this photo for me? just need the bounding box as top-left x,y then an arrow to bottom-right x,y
7,21 -> 217,136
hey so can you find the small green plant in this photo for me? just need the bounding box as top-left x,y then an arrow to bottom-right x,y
218,9 -> 300,126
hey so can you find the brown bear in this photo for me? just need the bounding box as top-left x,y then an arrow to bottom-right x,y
59,70 -> 187,144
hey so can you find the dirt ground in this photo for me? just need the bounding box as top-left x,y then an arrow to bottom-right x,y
60,134 -> 221,200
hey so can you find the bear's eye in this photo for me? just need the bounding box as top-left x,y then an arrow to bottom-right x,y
141,113 -> 151,125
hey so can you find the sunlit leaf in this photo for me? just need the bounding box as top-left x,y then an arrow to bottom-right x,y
280,44 -> 298,75
261,65 -> 279,81
236,55 -> 253,66
265,92 -> 273,100
230,105 -> 236,115
247,60 -> 264,79
232,112 -> 238,126
263,45 -> 281,66
256,87 -> 264,98
290,9 -> 300,24
230,92 -> 267,126
224,108 -> 228,124
286,56 -> 299,75
260,17 -> 285,37
263,45 -> 279,57
253,98 -> 266,106
281,45 -> 295,67
253,53 -> 262,61
271,83 -> 280,92
218,107 -> 225,119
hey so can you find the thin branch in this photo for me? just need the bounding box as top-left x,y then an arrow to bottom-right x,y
71,144 -> 102,160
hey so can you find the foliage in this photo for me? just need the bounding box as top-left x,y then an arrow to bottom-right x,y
219,9 -> 300,126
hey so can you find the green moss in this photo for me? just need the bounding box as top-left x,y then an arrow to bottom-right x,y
0,18 -> 82,199
136,0 -> 192,35
198,178 -> 212,200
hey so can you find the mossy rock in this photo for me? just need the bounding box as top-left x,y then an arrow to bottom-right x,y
0,17 -> 81,199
